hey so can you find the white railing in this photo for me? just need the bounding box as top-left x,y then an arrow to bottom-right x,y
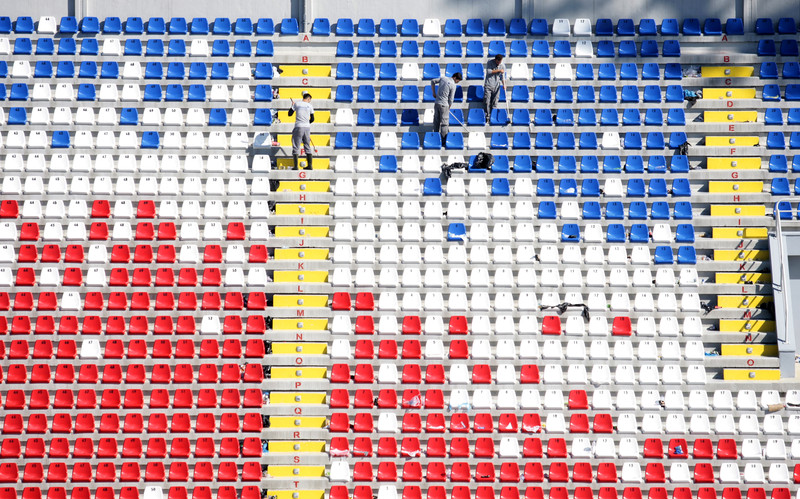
773,198 -> 794,343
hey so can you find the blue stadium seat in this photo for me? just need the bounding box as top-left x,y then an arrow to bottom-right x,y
778,17 -> 797,34
755,18 -> 774,35
211,40 -> 229,56
772,178 -> 791,195
146,39 -> 164,56
645,109 -> 663,126
169,17 -> 188,34
466,40 -> 483,57
582,202 -> 601,220
514,155 -> 533,172
212,17 -> 231,35
425,179 -> 443,196
338,40 -> 355,56
467,109 -> 487,126
596,18 -> 613,35
447,223 -> 465,240
401,133 -> 420,150
420,40 -> 438,57
627,179 -> 646,197
335,132 -> 354,149
379,63 -> 397,80
281,18 -> 300,35
538,202 -> 556,219
124,39 -> 142,56
557,132 -> 576,149
423,63 -> 441,80
788,109 -> 800,124
80,16 -> 100,33
509,40 -> 527,57
445,133 -> 464,149
553,40 -> 571,57
379,19 -> 397,36
654,246 -> 674,264
646,132 -> 665,149
665,85 -> 684,102
629,202 -> 647,220
187,85 -> 206,101
630,224 -> 650,243
676,224 -> 695,243
598,86 -> 617,103
120,108 -> 139,125
650,202 -> 670,220
444,19 -> 462,36
596,40 -> 615,57
492,178 -> 510,195
512,109 -> 530,126
14,16 -> 33,33
382,40 -> 400,57
444,40 -> 462,57
529,18 -> 547,35
785,85 -> 800,100
666,109 -> 685,126
166,39 -> 186,56
400,86 -> 418,102
535,132 -> 553,149
576,64 -> 594,80
491,155 -> 510,172
674,202 -> 693,220
533,64 -> 550,80
558,156 -> 576,173
581,178 -> 601,196
605,202 -> 624,220
80,38 -> 98,56
598,63 -> 616,80
670,156 -> 690,173
671,178 -> 691,196
622,109 -> 641,126
531,40 -> 550,57
625,156 -> 644,173
725,18 -> 744,34
604,156 -> 622,173
401,19 -> 419,36
423,133 -> 442,149
758,40 -> 776,57
791,132 -> 800,148
760,62 -> 778,79
535,156 -> 554,173
553,109 -> 572,126
209,108 -> 227,126
337,63 -> 354,79
580,156 -> 599,173
466,63 -> 484,79
620,86 -> 639,103
703,18 -> 722,35
682,18 -> 700,35
555,86 -> 573,103
487,18 -> 505,35
645,63 -> 666,79
663,40 -> 680,57
146,17 -> 166,34
77,84 -> 96,101
607,224 -> 626,242
782,40 -> 799,57
768,132 -> 785,149
34,61 -> 52,78
379,155 -> 398,172
618,40 -> 636,57
35,38 -> 54,55
12,37 -> 31,55
490,109 -> 509,125
536,179 -> 555,196
141,132 -> 160,149
256,18 -> 274,34
357,109 -> 375,126
777,200 -> 793,219
465,18 -> 483,36
335,85 -> 353,102
357,18 -> 375,36
144,85 -> 162,102
357,63 -> 375,79
0,16 -> 9,33
144,62 -> 163,79
765,108 -> 784,125
677,246 -> 697,264
336,19 -> 354,35
357,40 -> 374,56
191,17 -> 209,34
561,224 -> 580,242
639,86 -> 660,103
617,18 -> 635,35
488,40 -> 506,57
662,17 -> 680,34
639,18 -> 656,35
7,107 -> 26,125
533,86 -> 551,102
79,61 -> 98,79
51,131 -> 70,148
648,156 -> 667,173
624,132 -> 642,149
380,85 -> 398,102
576,86 -> 595,103
312,18 -> 331,35
512,85 -> 530,102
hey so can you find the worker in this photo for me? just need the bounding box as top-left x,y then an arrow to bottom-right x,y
288,92 -> 315,169
430,72 -> 462,141
484,54 -> 506,121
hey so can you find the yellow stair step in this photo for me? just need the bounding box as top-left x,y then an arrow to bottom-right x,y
272,318 -> 329,331
273,270 -> 328,283
270,392 -> 327,404
710,205 -> 766,217
268,492 -> 324,499
704,111 -> 758,123
269,416 -> 327,429
717,295 -> 773,308
723,369 -> 780,381
707,158 -> 761,170
713,249 -> 770,261
274,248 -> 330,260
716,272 -> 772,284
268,441 -> 326,453
703,88 -> 757,99
276,181 -> 331,192
712,227 -> 768,238
278,65 -> 331,77
708,181 -> 764,193
274,226 -> 330,238
275,157 -> 330,170
721,344 -> 778,356
275,204 -> 330,216
277,110 -> 331,123
272,294 -> 329,307
270,367 -> 327,379
267,465 -> 325,477
719,319 -> 776,332
706,136 -> 759,146
271,342 -> 328,355
279,88 -> 332,99
702,66 -> 754,77
276,134 -> 330,146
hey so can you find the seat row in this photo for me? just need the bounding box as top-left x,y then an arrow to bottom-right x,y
0,222 -> 272,242
3,106 -> 275,127
0,16 -> 274,36
0,61 -> 273,80
0,314 -> 269,334
0,436 -> 264,458
0,82 -> 276,103
0,338 -> 266,359
0,37 -> 273,56
0,131 -> 252,150
1,486 -> 259,499
0,154 -> 256,173
1,175 -> 267,197
0,243 -> 270,264
0,362 -> 265,383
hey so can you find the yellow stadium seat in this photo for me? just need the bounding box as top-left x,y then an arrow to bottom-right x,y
272,294 -> 329,307
276,181 -> 331,192
715,272 -> 772,284
280,88 -> 332,99
706,136 -> 759,146
277,134 -> 330,146
274,248 -> 330,260
703,88 -> 756,99
719,319 -> 776,332
273,270 -> 329,283
274,226 -> 330,238
270,416 -> 327,429
275,157 -> 330,170
712,227 -> 768,238
710,205 -> 767,217
272,318 -> 329,330
721,344 -> 779,356
723,369 -> 780,381
271,343 -> 328,355
267,466 -> 325,478
704,111 -> 758,123
713,249 -> 770,261
271,367 -> 327,379
707,158 -> 761,170
278,65 -> 332,77
269,491 -> 324,499
708,181 -> 764,193
717,295 -> 773,308
268,441 -> 326,453
270,392 -> 327,404
277,110 -> 331,123
701,66 -> 754,77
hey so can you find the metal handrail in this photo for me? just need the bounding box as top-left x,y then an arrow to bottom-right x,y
773,198 -> 794,343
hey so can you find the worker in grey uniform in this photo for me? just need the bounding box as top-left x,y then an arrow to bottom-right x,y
484,54 -> 506,121
430,72 -> 462,141
288,92 -> 315,169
